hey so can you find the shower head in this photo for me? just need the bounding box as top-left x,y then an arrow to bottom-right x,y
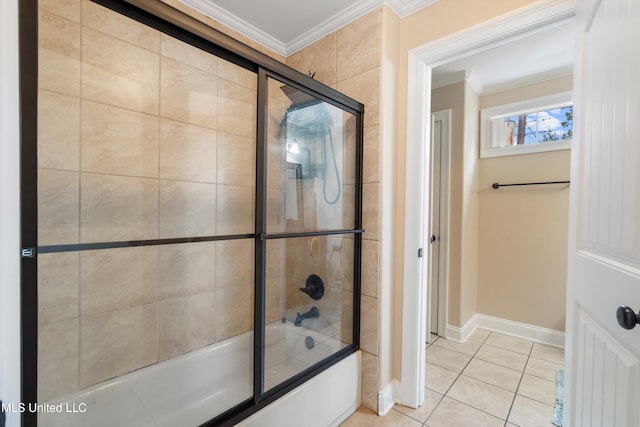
280,84 -> 319,109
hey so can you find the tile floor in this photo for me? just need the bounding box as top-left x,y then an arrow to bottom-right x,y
342,329 -> 564,427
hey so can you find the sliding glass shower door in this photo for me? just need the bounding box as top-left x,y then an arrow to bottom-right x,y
36,2 -> 256,423
261,74 -> 361,392
25,0 -> 363,425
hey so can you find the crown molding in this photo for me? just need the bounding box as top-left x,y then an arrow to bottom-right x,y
179,0 -> 439,57
180,0 -> 287,55
410,0 -> 576,65
385,0 -> 439,18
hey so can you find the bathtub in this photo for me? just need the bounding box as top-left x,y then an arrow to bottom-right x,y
39,322 -> 360,426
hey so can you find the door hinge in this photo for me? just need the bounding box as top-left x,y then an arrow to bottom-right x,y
21,247 -> 36,258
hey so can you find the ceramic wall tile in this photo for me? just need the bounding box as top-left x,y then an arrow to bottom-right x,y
80,173 -> 158,242
38,90 -> 80,171
158,242 -> 216,300
286,34 -> 337,86
266,185 -> 287,234
38,169 -> 79,245
158,179 -> 216,238
81,100 -> 159,177
363,125 -> 380,183
159,119 -> 217,183
361,351 -> 378,412
79,304 -> 158,387
38,252 -> 79,324
38,318 -> 79,402
215,239 -> 254,289
218,58 -> 256,90
336,9 -> 381,82
160,33 -> 217,74
361,239 -> 379,298
80,246 -> 159,316
360,295 -> 378,355
284,275 -> 305,312
161,56 -> 217,129
362,183 -> 379,241
266,240 -> 285,279
82,0 -> 160,52
216,184 -> 254,235
340,290 -> 354,343
38,10 -> 80,96
217,78 -> 256,139
343,128 -> 356,186
216,131 -> 255,186
158,292 -> 217,361
40,0 -> 80,22
265,276 -> 285,325
337,68 -> 380,128
215,283 -> 254,341
82,27 -> 159,115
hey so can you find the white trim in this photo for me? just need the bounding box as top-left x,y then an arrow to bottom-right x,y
377,380 -> 398,416
384,0 -> 439,18
431,70 -> 466,90
445,314 -> 479,343
398,0 -> 575,409
180,0 -> 287,55
179,0 -> 439,57
480,91 -> 573,158
409,1 -> 576,66
444,314 -> 565,348
397,53 -> 429,409
475,314 -> 566,348
0,0 -> 22,424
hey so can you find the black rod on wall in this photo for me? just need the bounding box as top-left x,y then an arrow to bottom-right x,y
492,180 -> 571,189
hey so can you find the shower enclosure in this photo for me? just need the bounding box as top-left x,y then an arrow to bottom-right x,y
20,0 -> 363,425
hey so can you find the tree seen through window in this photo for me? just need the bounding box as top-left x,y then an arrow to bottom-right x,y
502,105 -> 573,145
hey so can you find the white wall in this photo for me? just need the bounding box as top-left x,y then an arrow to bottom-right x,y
0,0 -> 22,425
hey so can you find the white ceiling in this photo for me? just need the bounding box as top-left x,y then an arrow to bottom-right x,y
432,19 -> 575,94
178,0 -> 574,92
179,0 -> 438,56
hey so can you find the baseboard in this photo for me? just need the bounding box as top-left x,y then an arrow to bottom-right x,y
445,314 -> 478,343
445,314 -> 564,348
475,314 -> 565,348
378,380 -> 398,416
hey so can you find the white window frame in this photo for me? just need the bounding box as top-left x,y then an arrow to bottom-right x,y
480,91 -> 573,158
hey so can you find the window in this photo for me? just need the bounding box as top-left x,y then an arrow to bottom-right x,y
480,92 -> 572,158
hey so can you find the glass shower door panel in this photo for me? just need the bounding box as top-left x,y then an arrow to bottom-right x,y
37,242 -> 254,425
37,0 -> 256,424
264,236 -> 354,391
38,4 -> 256,245
266,77 -> 357,234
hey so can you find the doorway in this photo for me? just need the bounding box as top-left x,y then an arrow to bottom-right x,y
398,0 -> 575,408
427,110 -> 450,340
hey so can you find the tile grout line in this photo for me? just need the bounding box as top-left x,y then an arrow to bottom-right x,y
423,331 -> 492,425
503,342 -> 534,426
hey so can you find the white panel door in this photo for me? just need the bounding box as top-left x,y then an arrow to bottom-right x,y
566,0 -> 640,425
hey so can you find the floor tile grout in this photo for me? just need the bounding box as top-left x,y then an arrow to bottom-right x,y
503,341 -> 534,425
425,331 -> 562,427
423,331 -> 492,425
343,331 -> 563,426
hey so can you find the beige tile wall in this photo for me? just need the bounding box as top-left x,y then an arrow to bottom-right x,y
37,0 -> 257,402
287,8 -> 382,412
38,0 -> 364,405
